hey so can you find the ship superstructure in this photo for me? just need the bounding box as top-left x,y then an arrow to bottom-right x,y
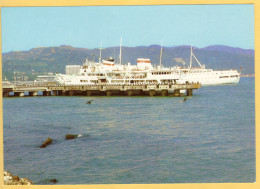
55,57 -> 180,85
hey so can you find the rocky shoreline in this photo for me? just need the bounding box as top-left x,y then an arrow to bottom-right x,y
4,171 -> 33,185
4,134 -> 80,185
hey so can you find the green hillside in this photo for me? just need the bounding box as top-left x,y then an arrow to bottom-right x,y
2,45 -> 254,81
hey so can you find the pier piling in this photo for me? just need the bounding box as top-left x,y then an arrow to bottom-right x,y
29,92 -> 38,96
13,92 -> 20,97
3,92 -> 9,97
52,90 -> 58,96
187,89 -> 193,96
87,91 -> 92,96
69,91 -> 74,96
43,91 -> 51,96
161,90 -> 168,96
107,91 -> 112,96
149,90 -> 156,97
127,90 -> 133,96
173,89 -> 180,97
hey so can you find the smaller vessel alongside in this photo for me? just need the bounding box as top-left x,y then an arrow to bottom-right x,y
175,47 -> 240,85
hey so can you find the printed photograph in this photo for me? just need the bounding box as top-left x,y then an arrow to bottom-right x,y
2,5 -> 255,185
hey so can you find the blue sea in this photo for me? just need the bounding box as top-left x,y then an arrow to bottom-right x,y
3,77 -> 255,184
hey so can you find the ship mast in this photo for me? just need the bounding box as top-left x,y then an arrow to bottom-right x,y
99,41 -> 103,63
119,37 -> 122,65
159,40 -> 163,68
189,46 -> 193,68
189,45 -> 204,69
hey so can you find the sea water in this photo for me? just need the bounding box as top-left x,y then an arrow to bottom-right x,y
3,77 -> 255,184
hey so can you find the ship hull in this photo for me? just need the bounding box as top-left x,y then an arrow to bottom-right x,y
176,70 -> 240,85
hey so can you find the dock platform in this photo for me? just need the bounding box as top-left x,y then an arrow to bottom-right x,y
2,83 -> 201,97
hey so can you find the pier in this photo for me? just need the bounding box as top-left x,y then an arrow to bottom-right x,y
2,83 -> 201,97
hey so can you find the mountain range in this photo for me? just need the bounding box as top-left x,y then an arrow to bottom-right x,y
2,45 -> 255,81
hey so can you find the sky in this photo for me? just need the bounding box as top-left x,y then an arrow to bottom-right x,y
1,5 -> 254,53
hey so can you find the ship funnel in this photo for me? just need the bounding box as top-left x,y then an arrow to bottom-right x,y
137,58 -> 152,70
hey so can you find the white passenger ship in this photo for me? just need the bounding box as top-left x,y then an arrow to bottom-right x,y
54,42 -> 240,86
55,58 -> 180,85
55,41 -> 180,85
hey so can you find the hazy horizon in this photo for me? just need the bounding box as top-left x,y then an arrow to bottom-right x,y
2,44 -> 255,54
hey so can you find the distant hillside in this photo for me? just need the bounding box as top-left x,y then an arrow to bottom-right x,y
2,45 -> 255,81
202,45 -> 254,56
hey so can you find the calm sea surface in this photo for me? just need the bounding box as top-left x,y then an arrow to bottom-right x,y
3,77 -> 255,184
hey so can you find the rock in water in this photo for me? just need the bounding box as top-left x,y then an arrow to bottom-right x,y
50,179 -> 58,183
40,137 -> 53,148
4,170 -> 33,185
12,176 -> 20,182
86,100 -> 94,104
65,134 -> 78,140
